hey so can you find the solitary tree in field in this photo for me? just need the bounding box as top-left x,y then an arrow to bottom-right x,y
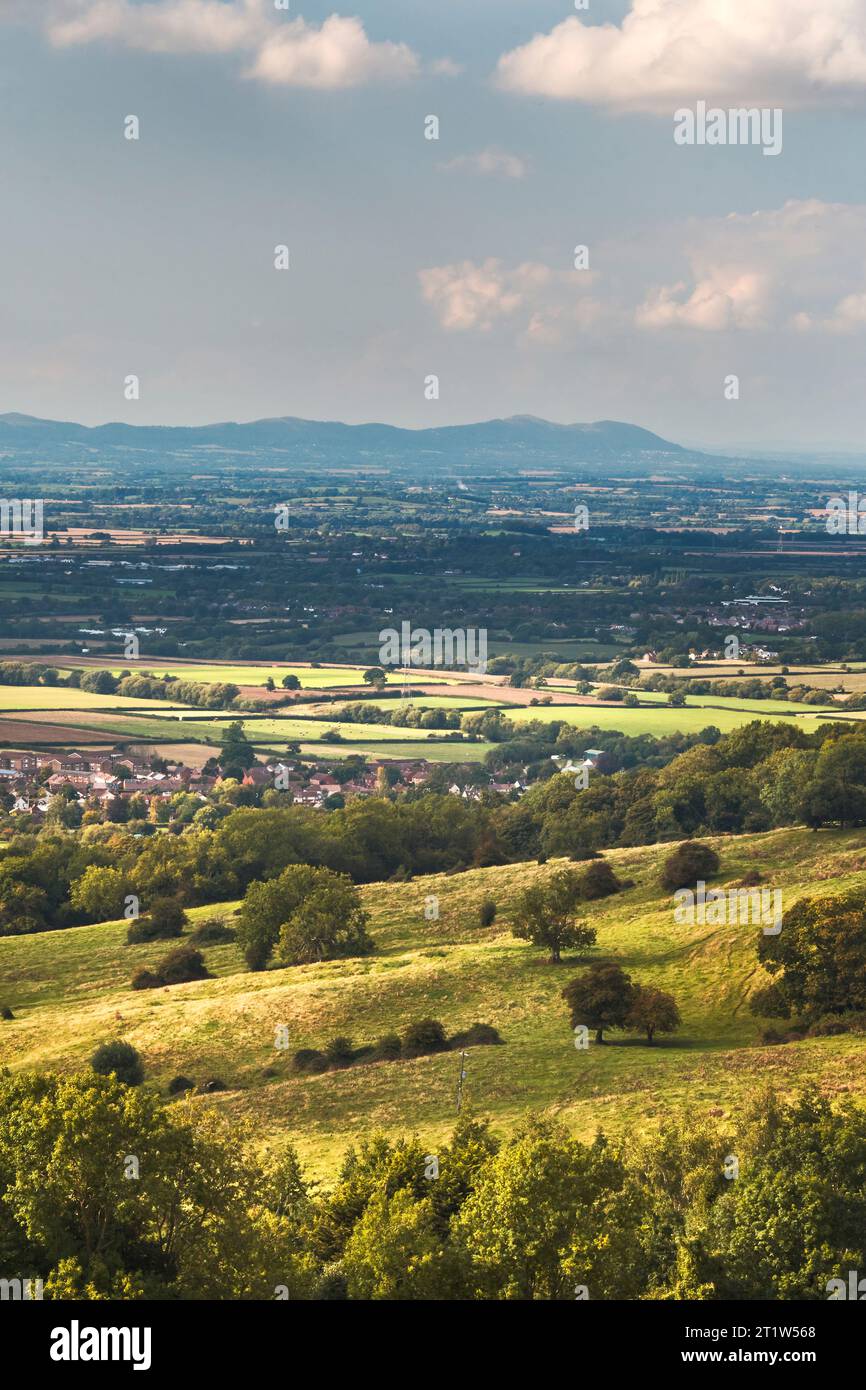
562,962 -> 635,1043
236,864 -> 374,970
625,985 -> 681,1045
512,870 -> 596,964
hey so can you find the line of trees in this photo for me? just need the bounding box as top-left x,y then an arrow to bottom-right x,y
0,1071 -> 861,1300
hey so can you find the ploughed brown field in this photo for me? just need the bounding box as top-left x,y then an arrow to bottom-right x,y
0,718 -> 115,744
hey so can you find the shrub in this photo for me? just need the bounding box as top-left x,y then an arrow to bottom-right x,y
372,1033 -> 402,1062
188,918 -> 236,945
478,898 -> 497,927
660,840 -> 720,892
91,1040 -> 144,1086
807,1017 -> 849,1037
0,1006 -> 13,1020
127,896 -> 187,945
199,1077 -> 227,1093
578,860 -> 622,900
293,1048 -> 328,1074
568,846 -> 599,863
131,968 -> 162,991
806,1011 -> 866,1038
156,947 -> 209,986
133,947 -> 209,990
324,1035 -> 355,1069
401,1018 -> 448,1058
449,1022 -> 502,1048
167,1075 -> 194,1095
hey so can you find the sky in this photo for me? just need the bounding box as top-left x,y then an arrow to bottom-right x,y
2,0 -> 866,449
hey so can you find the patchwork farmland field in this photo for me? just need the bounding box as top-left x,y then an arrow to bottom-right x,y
0,686 -> 188,710
46,660 -> 448,689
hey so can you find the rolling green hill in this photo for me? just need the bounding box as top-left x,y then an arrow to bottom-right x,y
3,826 -> 866,1177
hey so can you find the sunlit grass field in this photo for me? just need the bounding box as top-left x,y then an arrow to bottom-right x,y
507,702 -> 853,737
3,827 -> 866,1176
0,686 -> 188,711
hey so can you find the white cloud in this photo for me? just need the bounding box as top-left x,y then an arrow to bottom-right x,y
419,259 -> 535,332
248,15 -> 417,88
437,148 -> 528,179
421,203 -> 866,343
496,0 -> 866,112
636,272 -> 770,331
418,257 -> 602,339
636,199 -> 866,331
44,1 -> 422,87
48,0 -> 267,54
823,291 -> 866,330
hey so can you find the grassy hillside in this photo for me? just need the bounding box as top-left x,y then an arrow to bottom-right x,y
3,827 -> 866,1177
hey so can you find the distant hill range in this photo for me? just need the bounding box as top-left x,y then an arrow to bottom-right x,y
0,411 -> 708,470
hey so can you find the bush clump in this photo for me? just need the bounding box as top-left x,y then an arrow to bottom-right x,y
401,1018 -> 449,1058
372,1032 -> 402,1061
131,946 -> 209,991
157,947 -> 209,986
188,918 -> 236,945
91,1040 -> 144,1086
449,1022 -> 502,1048
660,840 -> 720,892
293,1048 -> 329,1074
323,1035 -> 355,1069
131,968 -> 162,991
478,898 -> 497,927
127,896 -> 187,945
167,1075 -> 194,1095
577,860 -> 622,900
0,1006 -> 13,1020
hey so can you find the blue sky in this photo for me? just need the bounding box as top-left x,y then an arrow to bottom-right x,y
2,0 -> 866,448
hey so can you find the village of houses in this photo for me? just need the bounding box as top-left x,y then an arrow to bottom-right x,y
0,746 -> 539,821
